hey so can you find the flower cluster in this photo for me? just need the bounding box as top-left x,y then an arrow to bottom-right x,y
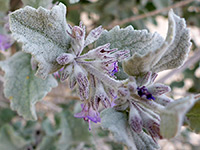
56,22 -> 129,127
114,71 -> 173,141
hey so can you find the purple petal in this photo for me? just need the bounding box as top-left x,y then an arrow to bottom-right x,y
0,34 -> 13,51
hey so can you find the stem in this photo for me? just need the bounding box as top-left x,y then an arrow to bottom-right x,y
107,0 -> 195,29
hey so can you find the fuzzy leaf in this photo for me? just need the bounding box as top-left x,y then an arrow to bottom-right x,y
122,10 -> 177,76
0,124 -> 27,150
160,95 -> 198,139
0,52 -> 58,120
96,25 -> 164,56
100,108 -> 159,150
152,10 -> 191,72
22,0 -> 52,8
9,3 -> 70,79
186,100 -> 200,133
57,110 -> 91,150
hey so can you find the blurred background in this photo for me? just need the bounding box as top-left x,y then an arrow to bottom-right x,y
0,0 -> 200,149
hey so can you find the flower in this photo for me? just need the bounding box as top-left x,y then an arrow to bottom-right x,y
137,86 -> 155,100
56,22 -> 128,125
0,34 -> 13,51
74,103 -> 101,130
56,22 -> 128,105
114,71 -> 172,142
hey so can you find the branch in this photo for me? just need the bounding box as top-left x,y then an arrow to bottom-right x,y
156,49 -> 200,83
107,0 -> 196,29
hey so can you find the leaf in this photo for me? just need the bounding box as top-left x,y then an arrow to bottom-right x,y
186,100 -> 200,133
57,110 -> 92,150
9,3 -> 71,79
0,124 -> 27,150
152,10 -> 191,73
22,0 -> 53,8
69,0 -> 80,4
37,136 -> 57,150
122,10 -> 176,76
160,95 -> 198,139
0,108 -> 16,126
100,108 -> 159,150
0,52 -> 58,120
96,25 -> 164,56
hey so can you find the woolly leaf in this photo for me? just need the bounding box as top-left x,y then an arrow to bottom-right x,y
9,3 -> 70,79
96,25 -> 164,56
0,124 -> 27,150
22,0 -> 52,8
0,52 -> 58,120
160,95 -> 198,139
100,108 -> 159,150
152,10 -> 191,72
122,10 -> 176,76
186,100 -> 200,133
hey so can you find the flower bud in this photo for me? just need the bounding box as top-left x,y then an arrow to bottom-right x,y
137,71 -> 152,86
129,103 -> 143,133
56,53 -> 74,65
127,81 -> 137,93
155,95 -> 174,106
117,87 -> 129,98
147,83 -> 171,96
69,75 -> 76,89
74,63 -> 89,100
85,25 -> 104,47
94,81 -> 111,108
139,108 -> 162,140
60,64 -> 73,82
67,23 -> 85,55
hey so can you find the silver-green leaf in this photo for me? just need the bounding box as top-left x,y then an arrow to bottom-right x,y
0,124 -> 27,150
96,25 -> 164,56
160,95 -> 198,139
122,10 -> 177,76
0,52 -> 58,120
9,3 -> 70,79
152,10 -> 191,73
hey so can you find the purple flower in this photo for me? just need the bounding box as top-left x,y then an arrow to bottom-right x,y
108,61 -> 119,76
0,34 -> 13,51
74,103 -> 101,130
137,86 -> 155,100
53,67 -> 64,79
